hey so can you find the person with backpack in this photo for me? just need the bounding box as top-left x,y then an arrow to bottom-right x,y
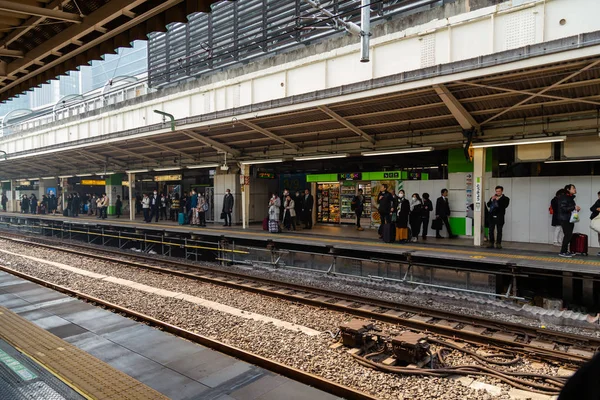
352,189 -> 365,231
558,184 -> 581,258
409,193 -> 423,243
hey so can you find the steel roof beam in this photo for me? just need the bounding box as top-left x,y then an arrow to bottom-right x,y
237,121 -> 300,151
181,130 -> 241,157
0,1 -> 82,22
77,149 -> 127,168
433,84 -> 479,130
139,138 -> 181,155
0,49 -> 22,58
317,105 -> 376,145
481,59 -> 600,126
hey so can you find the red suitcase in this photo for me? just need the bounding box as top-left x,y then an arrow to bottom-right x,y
262,217 -> 269,231
570,233 -> 588,255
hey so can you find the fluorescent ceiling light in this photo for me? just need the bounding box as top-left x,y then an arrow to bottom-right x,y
544,158 -> 600,164
26,177 -> 39,180
141,179 -> 154,182
361,147 -> 434,157
41,176 -> 55,180
499,163 -> 508,166
186,164 -> 220,169
293,153 -> 348,161
126,169 -> 149,173
76,173 -> 94,177
239,159 -> 284,165
153,167 -> 181,172
471,136 -> 566,148
0,180 -> 10,183
95,171 -> 115,175
58,175 -> 74,178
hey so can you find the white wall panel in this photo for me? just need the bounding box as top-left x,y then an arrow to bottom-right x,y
528,177 -> 551,243
544,0 -> 600,41
215,87 -> 227,111
452,19 -> 491,61
252,72 -> 286,103
190,93 -> 205,115
326,52 -> 372,88
239,81 -> 252,107
373,38 -> 421,79
164,97 -> 191,120
287,62 -> 326,96
570,176 -> 593,238
510,178 -> 530,243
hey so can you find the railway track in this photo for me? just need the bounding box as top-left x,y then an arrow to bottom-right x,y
0,231 -> 597,368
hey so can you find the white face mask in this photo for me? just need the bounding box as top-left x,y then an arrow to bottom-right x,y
153,192 -> 157,195
398,193 -> 404,198
412,197 -> 416,201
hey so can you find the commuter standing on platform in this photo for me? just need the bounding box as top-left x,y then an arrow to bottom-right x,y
557,184 -> 581,258
160,193 -> 167,221
115,195 -> 122,218
142,193 -> 150,222
170,194 -> 180,222
268,193 -> 281,233
1,192 -> 7,212
409,193 -> 423,242
353,189 -> 365,231
283,194 -> 296,231
486,186 -> 510,249
590,190 -> 600,257
72,193 -> 79,217
30,194 -> 38,215
434,189 -> 456,239
48,192 -> 57,215
101,193 -> 109,219
377,184 -> 394,239
302,189 -> 314,229
421,193 -> 433,240
149,190 -> 160,223
189,189 -> 198,223
395,190 -> 410,243
222,189 -> 234,227
551,189 -> 566,246
294,191 -> 302,229
198,192 -> 207,227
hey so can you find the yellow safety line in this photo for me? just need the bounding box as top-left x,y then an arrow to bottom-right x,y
6,214 -> 599,266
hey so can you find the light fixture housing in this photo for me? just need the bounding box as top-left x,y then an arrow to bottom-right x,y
471,136 -> 566,148
293,153 -> 348,161
76,173 -> 94,177
239,159 -> 284,165
95,172 -> 115,175
153,167 -> 182,172
58,175 -> 74,179
544,158 -> 600,164
361,147 -> 433,156
41,176 -> 55,180
125,169 -> 150,173
186,164 -> 220,169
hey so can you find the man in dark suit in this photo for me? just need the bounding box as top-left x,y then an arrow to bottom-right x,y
435,188 -> 456,238
302,189 -> 314,229
486,185 -> 510,249
150,190 -> 160,223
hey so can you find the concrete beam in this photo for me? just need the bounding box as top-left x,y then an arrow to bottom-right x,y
433,84 -> 479,130
317,105 -> 375,145
238,120 -> 300,151
0,1 -> 82,22
181,130 -> 241,157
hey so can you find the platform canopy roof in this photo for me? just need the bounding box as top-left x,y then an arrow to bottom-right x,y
0,0 -> 223,102
2,48 -> 600,178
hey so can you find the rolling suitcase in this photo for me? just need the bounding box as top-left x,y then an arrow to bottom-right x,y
382,223 -> 395,243
570,233 -> 588,255
262,217 -> 269,231
178,212 -> 186,225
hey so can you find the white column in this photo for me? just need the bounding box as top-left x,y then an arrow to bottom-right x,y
128,173 -> 135,221
241,164 -> 250,229
61,178 -> 68,212
9,180 -> 15,212
473,148 -> 486,246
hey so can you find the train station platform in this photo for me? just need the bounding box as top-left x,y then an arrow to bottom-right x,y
0,270 -> 340,400
2,212 -> 600,280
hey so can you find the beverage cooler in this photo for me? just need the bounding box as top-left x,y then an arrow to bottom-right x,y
317,183 -> 340,224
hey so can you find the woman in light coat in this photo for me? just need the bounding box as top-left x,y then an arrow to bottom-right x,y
283,194 -> 296,231
142,193 -> 150,223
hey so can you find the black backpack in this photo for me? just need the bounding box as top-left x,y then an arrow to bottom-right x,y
351,196 -> 359,211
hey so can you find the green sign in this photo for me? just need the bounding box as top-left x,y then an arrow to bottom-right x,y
0,349 -> 37,381
258,172 -> 275,179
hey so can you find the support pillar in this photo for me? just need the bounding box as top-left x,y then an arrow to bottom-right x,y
241,164 -> 250,229
61,178 -> 68,212
105,173 -> 123,216
473,148 -> 486,246
128,173 -> 135,221
9,180 -> 15,212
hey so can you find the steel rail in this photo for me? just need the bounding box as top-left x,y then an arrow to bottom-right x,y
0,263 -> 377,400
0,232 -> 597,366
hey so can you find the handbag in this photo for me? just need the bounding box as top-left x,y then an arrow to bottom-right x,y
220,212 -> 226,219
431,218 -> 443,230
391,213 -> 397,222
591,214 -> 600,233
569,210 -> 580,223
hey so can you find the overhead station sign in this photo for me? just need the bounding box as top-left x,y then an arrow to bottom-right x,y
154,174 -> 182,182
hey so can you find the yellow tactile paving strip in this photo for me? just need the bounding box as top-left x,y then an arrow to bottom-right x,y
0,306 -> 168,400
6,213 -> 600,268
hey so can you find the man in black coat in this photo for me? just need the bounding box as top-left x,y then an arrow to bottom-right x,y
222,189 -> 234,226
377,184 -> 394,238
557,184 -> 580,257
149,190 -> 160,223
590,190 -> 600,257
301,189 -> 314,229
486,185 -> 510,249
435,188 -> 456,239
